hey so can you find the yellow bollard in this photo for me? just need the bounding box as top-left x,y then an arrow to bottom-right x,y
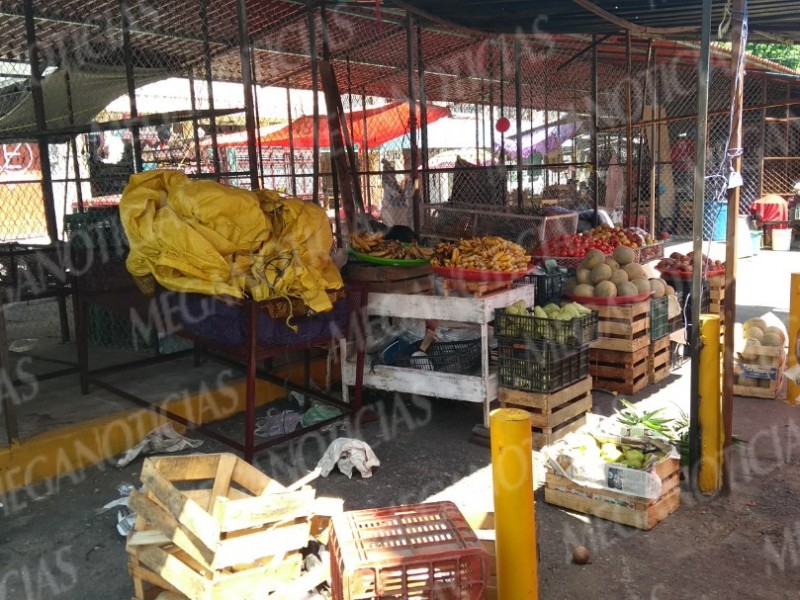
490,408 -> 538,600
788,273 -> 800,405
698,314 -> 722,494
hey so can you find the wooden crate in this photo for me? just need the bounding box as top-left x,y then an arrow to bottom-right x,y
589,345 -> 650,395
544,455 -> 680,530
588,300 -> 650,353
136,454 -> 314,570
648,336 -> 671,384
708,276 -> 725,325
733,345 -> 785,400
128,539 -> 303,600
345,263 -> 433,294
499,376 -> 593,449
442,277 -> 513,298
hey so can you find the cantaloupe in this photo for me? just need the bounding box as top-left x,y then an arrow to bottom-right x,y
576,268 -> 593,284
564,277 -> 578,294
743,326 -> 764,342
743,318 -> 768,332
595,280 -> 617,298
591,263 -> 613,284
582,248 -> 606,270
757,354 -> 775,367
649,278 -> 666,298
610,269 -> 629,286
618,281 -> 639,297
759,379 -> 772,389
665,285 -> 675,296
740,339 -> 761,361
762,332 -> 783,347
632,278 -> 651,295
604,256 -> 620,270
574,283 -> 595,297
622,263 -> 646,281
613,245 -> 635,266
764,326 -> 786,344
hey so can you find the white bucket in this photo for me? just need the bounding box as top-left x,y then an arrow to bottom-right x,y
771,228 -> 793,251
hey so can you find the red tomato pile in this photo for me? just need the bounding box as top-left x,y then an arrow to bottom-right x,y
535,234 -> 615,258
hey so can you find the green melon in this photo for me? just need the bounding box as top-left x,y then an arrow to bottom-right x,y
631,278 -> 651,295
613,245 -> 635,266
574,283 -> 595,297
649,278 -> 666,299
581,248 -> 606,270
622,263 -> 646,281
617,281 -> 639,297
591,263 -> 613,284
762,332 -> 783,347
594,280 -> 617,298
743,318 -> 768,332
576,268 -> 593,284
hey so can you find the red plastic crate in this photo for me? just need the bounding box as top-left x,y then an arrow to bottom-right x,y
329,501 -> 489,600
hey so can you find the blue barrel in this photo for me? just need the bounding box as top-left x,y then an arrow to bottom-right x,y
703,202 -> 728,241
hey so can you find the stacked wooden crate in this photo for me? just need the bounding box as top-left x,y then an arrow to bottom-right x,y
588,300 -> 651,395
733,344 -> 785,400
126,453 -> 327,600
708,276 -> 725,329
494,305 -> 596,449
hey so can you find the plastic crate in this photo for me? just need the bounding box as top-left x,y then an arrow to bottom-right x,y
649,296 -> 670,341
394,339 -> 481,374
497,337 -> 589,393
534,266 -> 568,304
64,207 -> 127,249
494,308 -> 598,346
329,501 -> 489,600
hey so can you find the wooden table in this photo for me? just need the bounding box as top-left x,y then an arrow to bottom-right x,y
340,284 -> 536,427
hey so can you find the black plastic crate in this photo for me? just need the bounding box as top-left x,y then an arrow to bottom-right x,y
534,267 -> 568,304
395,338 -> 481,374
497,337 -> 589,393
650,296 -> 670,340
494,307 -> 598,346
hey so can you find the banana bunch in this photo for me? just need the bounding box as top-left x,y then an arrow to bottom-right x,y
432,236 -> 531,272
351,232 -> 433,260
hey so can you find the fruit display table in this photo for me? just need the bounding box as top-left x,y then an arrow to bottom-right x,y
339,284 -> 536,427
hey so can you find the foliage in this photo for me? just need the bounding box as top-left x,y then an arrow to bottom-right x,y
746,43 -> 800,71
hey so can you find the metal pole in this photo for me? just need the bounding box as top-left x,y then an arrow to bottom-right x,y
722,0 -> 747,494
200,0 -> 220,176
23,0 -> 58,242
515,39 -> 523,208
544,88 -> 549,188
286,79 -> 298,197
406,11 -> 420,235
625,30 -> 634,227
489,48 -> 496,166
64,67 -> 84,212
249,39 -> 265,188
188,70 -> 203,175
499,40 -> 506,166
475,102 -> 480,161
235,0 -> 259,190
308,2 -> 320,205
689,0 -> 713,494
591,35 -> 599,222
417,24 -> 430,207
635,40 -> 654,228
362,89 -> 371,210
758,79 -> 766,197
119,0 -> 143,173
649,49 -> 658,237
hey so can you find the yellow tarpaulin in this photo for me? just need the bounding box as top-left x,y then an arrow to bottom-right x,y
120,170 -> 343,313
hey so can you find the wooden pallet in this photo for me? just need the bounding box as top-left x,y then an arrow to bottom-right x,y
648,336 -> 671,384
733,345 -> 784,400
135,454 -> 313,570
588,300 -> 650,353
442,278 -> 513,298
589,345 -> 649,395
345,263 -> 434,294
544,455 -> 680,530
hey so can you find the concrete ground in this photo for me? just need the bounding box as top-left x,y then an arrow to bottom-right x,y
1,240 -> 799,600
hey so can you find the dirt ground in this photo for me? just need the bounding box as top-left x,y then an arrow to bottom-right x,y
2,242 -> 800,600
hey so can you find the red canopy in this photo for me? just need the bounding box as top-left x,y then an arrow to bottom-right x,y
207,102 -> 452,149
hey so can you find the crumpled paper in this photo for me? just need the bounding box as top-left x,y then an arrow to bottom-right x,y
115,422 -> 203,468
96,483 -> 138,535
317,438 -> 380,479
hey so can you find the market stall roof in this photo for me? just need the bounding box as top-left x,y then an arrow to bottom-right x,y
206,102 -> 452,149
396,0 -> 800,42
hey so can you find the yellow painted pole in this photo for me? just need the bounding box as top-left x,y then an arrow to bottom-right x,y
698,314 -> 722,494
788,273 -> 800,405
490,408 -> 538,600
